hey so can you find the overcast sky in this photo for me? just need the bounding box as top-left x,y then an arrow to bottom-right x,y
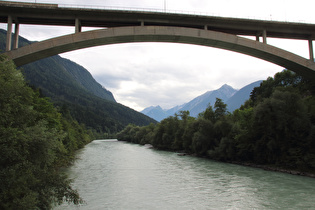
1,0 -> 315,111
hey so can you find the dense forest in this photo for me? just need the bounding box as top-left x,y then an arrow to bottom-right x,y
118,70 -> 315,174
0,54 -> 92,208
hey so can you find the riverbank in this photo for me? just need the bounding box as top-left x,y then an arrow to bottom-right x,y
227,161 -> 315,179
172,149 -> 315,178
134,142 -> 315,178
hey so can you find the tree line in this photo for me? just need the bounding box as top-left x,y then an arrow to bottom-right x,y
117,70 -> 315,173
0,55 -> 93,208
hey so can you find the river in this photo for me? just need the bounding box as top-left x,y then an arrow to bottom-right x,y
55,140 -> 315,209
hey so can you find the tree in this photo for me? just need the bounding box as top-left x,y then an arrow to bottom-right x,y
251,89 -> 312,166
0,55 -> 82,209
191,118 -> 215,156
198,104 -> 215,123
214,98 -> 228,121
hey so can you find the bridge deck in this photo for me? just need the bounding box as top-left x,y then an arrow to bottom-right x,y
1,2 -> 315,40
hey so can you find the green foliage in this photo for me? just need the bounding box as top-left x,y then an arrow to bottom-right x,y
0,55 -> 93,209
117,70 -> 315,173
214,97 -> 228,120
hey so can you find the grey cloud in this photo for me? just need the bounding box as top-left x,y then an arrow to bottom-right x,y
94,73 -> 131,89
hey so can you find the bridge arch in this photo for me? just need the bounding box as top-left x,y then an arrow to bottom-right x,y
4,26 -> 315,80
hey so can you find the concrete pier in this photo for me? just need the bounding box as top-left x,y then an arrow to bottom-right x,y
75,18 -> 81,33
6,15 -> 12,51
262,30 -> 267,44
13,23 -> 19,49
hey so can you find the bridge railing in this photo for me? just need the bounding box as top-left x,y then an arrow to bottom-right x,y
57,4 -> 309,24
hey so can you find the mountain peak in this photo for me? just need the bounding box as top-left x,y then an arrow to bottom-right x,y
141,82 -> 261,121
219,84 -> 236,91
221,83 -> 231,88
221,84 -> 231,88
141,105 -> 167,122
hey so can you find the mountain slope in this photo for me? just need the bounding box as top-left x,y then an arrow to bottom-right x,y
58,57 -> 116,102
226,80 -> 262,112
0,29 -> 156,133
142,84 -> 237,121
179,84 -> 237,117
141,106 -> 168,122
142,82 -> 262,121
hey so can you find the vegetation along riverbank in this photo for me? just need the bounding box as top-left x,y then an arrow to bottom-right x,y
117,69 -> 315,177
0,55 -> 95,208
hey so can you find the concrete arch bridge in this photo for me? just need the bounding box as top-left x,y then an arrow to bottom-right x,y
1,1 -> 315,80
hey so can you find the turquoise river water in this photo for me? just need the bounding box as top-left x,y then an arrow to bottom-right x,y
55,139 -> 315,209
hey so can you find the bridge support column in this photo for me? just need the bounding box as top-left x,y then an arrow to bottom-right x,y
13,23 -> 19,49
6,15 -> 13,51
309,38 -> 314,61
75,18 -> 81,33
262,30 -> 267,44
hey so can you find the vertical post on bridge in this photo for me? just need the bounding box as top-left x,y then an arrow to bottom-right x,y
262,30 -> 267,44
75,18 -> 81,33
309,38 -> 314,62
6,15 -> 13,51
13,23 -> 19,49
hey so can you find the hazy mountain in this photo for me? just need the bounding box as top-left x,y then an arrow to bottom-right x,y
142,82 -> 262,121
0,29 -> 156,133
142,84 -> 237,121
179,84 -> 237,117
226,80 -> 263,112
141,106 -> 168,122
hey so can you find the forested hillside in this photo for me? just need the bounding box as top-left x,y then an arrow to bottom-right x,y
0,29 -> 156,135
0,54 -> 88,208
118,70 -> 315,174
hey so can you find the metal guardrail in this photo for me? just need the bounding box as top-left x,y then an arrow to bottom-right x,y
57,3 -> 310,24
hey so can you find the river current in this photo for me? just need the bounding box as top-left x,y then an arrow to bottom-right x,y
56,140 -> 315,209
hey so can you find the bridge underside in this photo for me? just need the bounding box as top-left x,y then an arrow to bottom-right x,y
4,26 -> 315,80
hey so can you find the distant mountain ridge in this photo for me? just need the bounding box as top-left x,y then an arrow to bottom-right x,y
141,106 -> 167,122
180,84 -> 236,117
142,82 -> 262,121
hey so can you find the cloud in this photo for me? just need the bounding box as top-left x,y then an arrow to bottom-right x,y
60,41 -> 284,111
